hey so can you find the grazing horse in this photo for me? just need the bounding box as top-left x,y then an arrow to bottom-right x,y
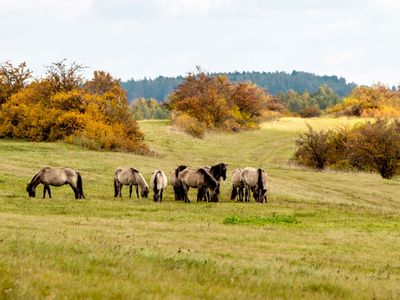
241,167 -> 269,203
178,168 -> 219,203
151,170 -> 168,202
202,163 -> 228,202
26,167 -> 84,199
230,168 -> 244,201
114,167 -> 149,198
169,165 -> 187,201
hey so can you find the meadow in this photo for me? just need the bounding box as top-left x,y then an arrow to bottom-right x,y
0,117 -> 399,299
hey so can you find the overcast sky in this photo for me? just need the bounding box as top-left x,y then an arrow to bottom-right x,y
1,0 -> 399,86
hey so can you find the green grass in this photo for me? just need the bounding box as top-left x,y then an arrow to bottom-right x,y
0,117 -> 399,299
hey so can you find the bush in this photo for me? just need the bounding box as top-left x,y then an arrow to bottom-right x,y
347,120 -> 400,179
300,106 -> 321,118
292,120 -> 400,179
293,125 -> 331,170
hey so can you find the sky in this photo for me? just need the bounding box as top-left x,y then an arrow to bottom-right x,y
1,0 -> 399,86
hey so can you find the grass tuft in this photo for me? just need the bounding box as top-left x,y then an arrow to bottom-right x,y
223,213 -> 299,225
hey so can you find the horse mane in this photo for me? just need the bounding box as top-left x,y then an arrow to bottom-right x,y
28,168 -> 44,188
136,172 -> 148,188
257,168 -> 264,189
153,171 -> 160,192
175,165 -> 187,177
197,168 -> 217,188
130,167 -> 139,173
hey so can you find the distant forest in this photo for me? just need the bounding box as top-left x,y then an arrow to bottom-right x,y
121,71 -> 356,102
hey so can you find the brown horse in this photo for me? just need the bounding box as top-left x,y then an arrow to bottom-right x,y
230,168 -> 244,201
178,168 -> 219,202
114,167 -> 149,198
241,167 -> 268,203
26,167 -> 84,199
169,165 -> 187,201
151,170 -> 168,202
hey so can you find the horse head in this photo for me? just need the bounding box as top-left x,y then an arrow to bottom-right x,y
141,186 -> 149,198
26,183 -> 36,198
219,163 -> 228,180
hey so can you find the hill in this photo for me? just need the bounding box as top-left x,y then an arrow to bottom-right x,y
0,117 -> 399,298
121,71 -> 356,102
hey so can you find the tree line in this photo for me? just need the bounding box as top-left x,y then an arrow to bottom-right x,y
121,70 -> 356,102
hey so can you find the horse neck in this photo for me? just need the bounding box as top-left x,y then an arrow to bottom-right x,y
136,173 -> 148,190
201,169 -> 217,188
29,171 -> 42,190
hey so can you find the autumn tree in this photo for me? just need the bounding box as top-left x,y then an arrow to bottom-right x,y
0,61 -> 32,105
169,69 -> 273,136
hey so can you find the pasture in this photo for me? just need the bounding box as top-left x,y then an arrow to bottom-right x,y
0,117 -> 399,299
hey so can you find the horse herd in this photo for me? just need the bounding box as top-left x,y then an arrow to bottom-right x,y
26,163 -> 269,203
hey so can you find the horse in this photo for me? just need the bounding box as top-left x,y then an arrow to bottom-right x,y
151,170 -> 168,202
114,167 -> 149,198
169,165 -> 187,201
230,168 -> 244,201
241,167 -> 269,203
178,168 -> 219,203
202,163 -> 228,202
26,167 -> 84,199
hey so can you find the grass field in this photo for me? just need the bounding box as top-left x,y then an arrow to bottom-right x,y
1,117 -> 399,299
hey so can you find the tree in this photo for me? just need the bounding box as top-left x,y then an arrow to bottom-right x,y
168,69 -> 273,136
0,61 -> 32,105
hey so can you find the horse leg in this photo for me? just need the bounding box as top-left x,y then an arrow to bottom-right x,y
245,186 -> 249,202
160,189 -> 163,202
47,186 -> 52,199
173,186 -> 179,201
43,185 -> 47,198
129,184 -> 133,198
135,185 -> 139,199
69,183 -> 79,199
197,187 -> 205,202
183,185 -> 190,203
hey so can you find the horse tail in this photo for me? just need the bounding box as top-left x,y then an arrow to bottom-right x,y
77,172 -> 85,199
257,168 -> 263,190
114,176 -> 119,197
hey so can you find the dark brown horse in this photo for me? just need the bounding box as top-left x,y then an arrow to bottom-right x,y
178,168 -> 219,202
26,167 -> 84,199
114,167 -> 149,198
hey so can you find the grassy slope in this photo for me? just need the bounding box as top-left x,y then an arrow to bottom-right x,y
0,117 -> 399,299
